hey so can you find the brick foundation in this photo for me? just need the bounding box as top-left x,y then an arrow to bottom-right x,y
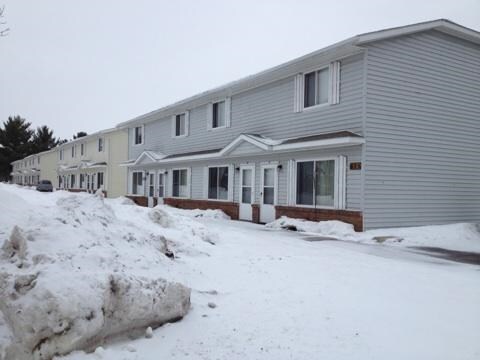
275,205 -> 363,231
251,204 -> 260,224
127,195 -> 148,207
164,198 -> 239,220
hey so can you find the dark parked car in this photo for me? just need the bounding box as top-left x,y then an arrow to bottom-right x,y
36,180 -> 53,192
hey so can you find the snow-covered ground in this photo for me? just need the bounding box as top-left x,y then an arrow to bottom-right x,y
267,216 -> 480,252
0,184 -> 479,360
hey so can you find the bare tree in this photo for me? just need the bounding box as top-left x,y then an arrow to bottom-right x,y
0,5 -> 10,37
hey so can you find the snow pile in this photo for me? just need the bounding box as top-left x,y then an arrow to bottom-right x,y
0,185 -> 225,359
153,205 -> 230,220
266,216 -> 480,252
364,222 -> 480,252
266,217 -> 356,238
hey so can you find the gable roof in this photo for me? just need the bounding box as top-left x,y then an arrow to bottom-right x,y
133,150 -> 166,166
116,20 -> 480,129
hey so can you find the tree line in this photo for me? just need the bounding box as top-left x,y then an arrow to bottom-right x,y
0,116 -> 87,181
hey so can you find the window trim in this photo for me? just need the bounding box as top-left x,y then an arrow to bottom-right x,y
206,165 -> 231,202
133,125 -> 145,146
98,137 -> 104,152
303,65 -> 330,110
211,100 -> 227,130
171,168 -> 190,199
293,157 -> 341,210
172,112 -> 189,138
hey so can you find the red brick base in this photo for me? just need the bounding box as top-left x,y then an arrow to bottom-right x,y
126,195 -> 148,207
164,198 -> 239,220
251,204 -> 260,224
275,205 -> 363,231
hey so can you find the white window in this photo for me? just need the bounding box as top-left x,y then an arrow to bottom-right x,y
132,171 -> 143,195
98,138 -> 104,152
172,113 -> 188,137
208,166 -> 229,200
212,101 -> 225,128
71,145 -> 76,158
158,173 -> 165,198
59,150 -> 64,161
134,126 -> 143,145
208,98 -> 231,130
294,61 -> 340,113
296,160 -> 335,207
80,143 -> 85,156
172,169 -> 189,198
304,68 -> 329,108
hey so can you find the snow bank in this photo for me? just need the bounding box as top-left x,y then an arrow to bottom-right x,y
266,217 -> 356,238
0,185 -> 226,359
266,216 -> 480,252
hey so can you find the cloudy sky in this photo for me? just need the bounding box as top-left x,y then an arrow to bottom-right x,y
0,0 -> 479,139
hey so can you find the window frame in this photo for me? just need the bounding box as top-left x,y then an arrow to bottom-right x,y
303,65 -> 330,110
206,165 -> 230,201
172,113 -> 188,138
294,157 -> 338,210
98,137 -> 104,152
212,100 -> 227,130
80,143 -> 85,157
133,125 -> 144,145
171,168 -> 190,198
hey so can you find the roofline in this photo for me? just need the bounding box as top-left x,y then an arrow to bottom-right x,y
116,39 -> 362,128
355,19 -> 480,45
116,19 -> 480,129
56,127 -> 122,149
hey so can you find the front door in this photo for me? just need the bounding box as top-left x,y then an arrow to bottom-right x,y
260,165 -> 277,223
239,165 -> 255,221
157,172 -> 165,205
147,172 -> 155,207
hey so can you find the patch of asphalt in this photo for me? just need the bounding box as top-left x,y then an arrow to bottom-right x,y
408,246 -> 480,266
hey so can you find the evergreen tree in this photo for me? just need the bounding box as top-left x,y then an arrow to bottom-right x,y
31,125 -> 59,153
0,116 -> 34,181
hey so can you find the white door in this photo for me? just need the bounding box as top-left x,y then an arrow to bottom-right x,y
147,172 -> 155,207
157,172 -> 165,205
260,165 -> 277,223
239,165 -> 255,221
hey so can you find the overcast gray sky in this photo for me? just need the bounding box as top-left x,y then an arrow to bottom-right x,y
1,0 -> 479,139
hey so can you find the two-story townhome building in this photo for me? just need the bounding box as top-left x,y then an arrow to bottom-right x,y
56,128 -> 128,197
10,153 -> 42,186
119,19 -> 480,231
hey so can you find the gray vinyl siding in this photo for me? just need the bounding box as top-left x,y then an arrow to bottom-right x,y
363,30 -> 480,229
130,146 -> 362,210
128,53 -> 365,160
